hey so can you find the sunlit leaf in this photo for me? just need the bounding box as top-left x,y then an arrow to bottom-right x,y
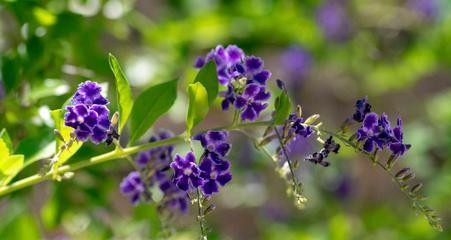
109,53 -> 134,134
193,61 -> 218,105
0,128 -> 13,152
186,82 -> 209,136
50,109 -> 83,166
129,79 -> 178,145
273,91 -> 291,125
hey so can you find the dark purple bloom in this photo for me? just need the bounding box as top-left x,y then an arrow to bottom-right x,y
289,114 -> 314,138
408,0 -> 439,20
389,117 -> 412,156
64,104 -> 111,143
305,137 -> 340,167
72,81 -> 109,106
316,0 -> 352,42
170,152 -> 204,191
276,79 -> 286,91
280,47 -> 312,81
199,158 -> 232,195
353,96 -> 372,122
120,171 -> 147,205
356,112 -> 411,156
64,81 -> 111,144
234,83 -> 270,121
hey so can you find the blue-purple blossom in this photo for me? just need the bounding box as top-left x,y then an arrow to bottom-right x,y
356,112 -> 411,156
353,96 -> 372,122
194,130 -> 233,195
64,81 -> 111,144
72,80 -> 109,106
170,151 -> 204,191
195,45 -> 272,122
234,83 -> 270,122
135,131 -> 174,168
120,171 -> 147,205
199,158 -> 232,195
316,0 -> 352,42
288,113 -> 314,138
304,136 -> 340,167
408,0 -> 439,20
280,47 -> 312,81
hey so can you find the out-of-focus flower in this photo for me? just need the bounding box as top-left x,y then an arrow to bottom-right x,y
408,0 -> 439,20
305,136 -> 340,167
120,171 -> 147,205
316,0 -> 352,42
353,96 -> 372,122
280,47 -> 312,82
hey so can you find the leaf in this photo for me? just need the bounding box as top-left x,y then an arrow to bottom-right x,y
0,139 -> 10,163
0,155 -> 24,176
186,82 -> 209,136
50,109 -> 83,165
0,128 -> 13,152
109,53 -> 134,134
193,61 -> 218,105
129,79 -> 178,145
273,91 -> 292,125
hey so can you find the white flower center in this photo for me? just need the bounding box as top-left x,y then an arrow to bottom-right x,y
183,168 -> 192,175
77,116 -> 84,123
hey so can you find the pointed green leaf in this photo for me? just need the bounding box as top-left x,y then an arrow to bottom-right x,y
186,82 -> 209,136
0,128 -> 12,152
273,91 -> 292,125
0,154 -> 24,176
193,61 -> 218,105
0,138 -> 10,162
50,109 -> 83,165
109,53 -> 134,134
129,79 -> 178,145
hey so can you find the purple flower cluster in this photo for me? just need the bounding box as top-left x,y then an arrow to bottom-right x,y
64,81 -> 111,144
357,113 -> 411,156
288,113 -> 314,138
120,131 -> 189,212
194,45 -> 272,122
316,0 -> 352,42
280,47 -> 312,82
170,131 -> 232,196
408,0 -> 439,20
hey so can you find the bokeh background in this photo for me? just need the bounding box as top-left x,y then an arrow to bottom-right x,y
1,0 -> 451,239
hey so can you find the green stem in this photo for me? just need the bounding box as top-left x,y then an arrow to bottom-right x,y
273,127 -> 298,188
0,121 -> 271,197
196,188 -> 206,238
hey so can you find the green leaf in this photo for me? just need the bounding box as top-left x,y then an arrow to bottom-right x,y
129,80 -> 178,145
193,61 -> 218,105
186,82 -> 209,136
50,109 -> 83,165
273,91 -> 292,125
0,138 -> 10,163
0,155 -> 24,176
0,128 -> 13,152
109,53 -> 134,134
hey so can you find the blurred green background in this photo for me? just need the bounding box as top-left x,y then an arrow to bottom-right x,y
0,0 -> 450,239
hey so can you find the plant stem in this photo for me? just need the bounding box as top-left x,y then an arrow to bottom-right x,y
196,188 -> 206,238
0,121 -> 271,197
273,127 -> 298,188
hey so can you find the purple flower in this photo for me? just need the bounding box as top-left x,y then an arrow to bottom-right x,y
408,0 -> 439,20
120,171 -> 147,205
389,117 -> 412,156
199,158 -> 232,195
305,136 -> 340,167
135,130 -> 174,168
316,0 -> 352,42
280,47 -> 312,81
289,114 -> 314,138
64,81 -> 111,144
170,152 -> 204,191
234,83 -> 270,122
64,104 -> 111,143
195,45 -> 245,85
356,112 -> 411,156
72,81 -> 109,106
353,96 -> 372,122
